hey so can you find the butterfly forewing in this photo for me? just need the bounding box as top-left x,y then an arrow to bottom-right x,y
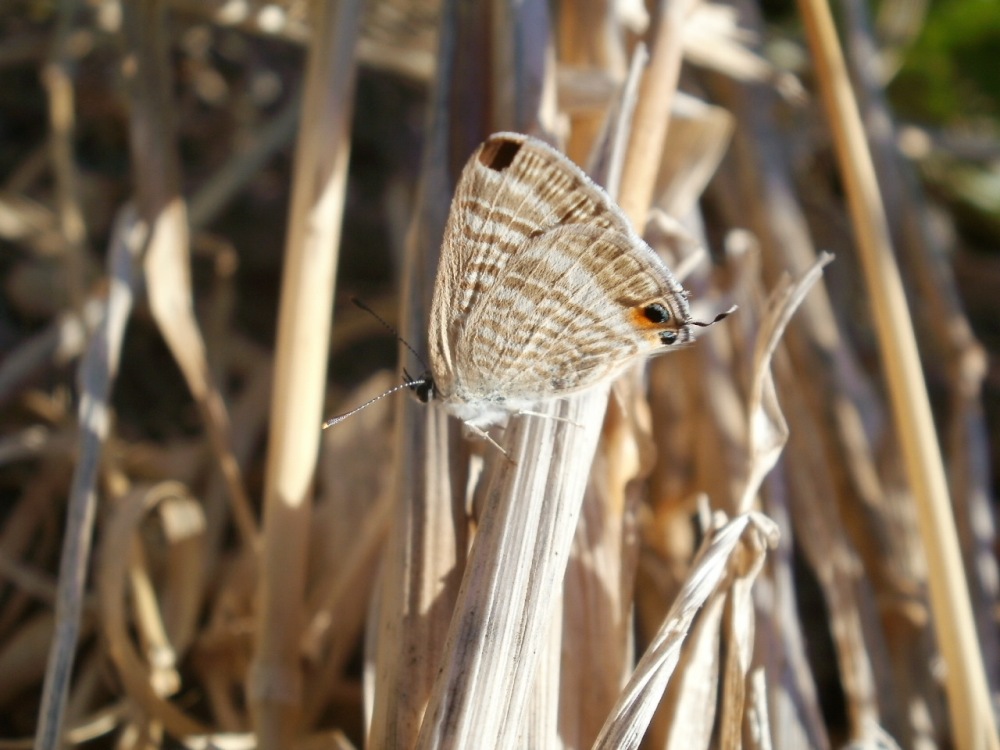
429,132 -> 694,422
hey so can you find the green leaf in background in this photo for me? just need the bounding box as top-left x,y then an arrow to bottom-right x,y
890,0 -> 1000,126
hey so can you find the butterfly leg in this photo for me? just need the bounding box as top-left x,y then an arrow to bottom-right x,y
462,422 -> 514,462
514,409 -> 583,429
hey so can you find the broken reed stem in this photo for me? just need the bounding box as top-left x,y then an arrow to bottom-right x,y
618,0 -> 699,228
795,1 -> 999,748
128,0 -> 258,556
249,0 -> 362,744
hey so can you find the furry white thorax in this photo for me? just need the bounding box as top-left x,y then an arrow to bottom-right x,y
438,394 -> 536,429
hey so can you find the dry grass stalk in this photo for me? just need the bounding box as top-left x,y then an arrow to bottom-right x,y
839,0 -> 1000,686
594,510 -> 779,749
42,0 -> 88,312
797,0 -> 998,747
97,481 -> 207,737
249,0 -> 364,746
619,0 -> 699,228
366,2 -> 470,746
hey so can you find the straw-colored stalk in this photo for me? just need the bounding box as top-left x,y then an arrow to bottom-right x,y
796,1 -> 999,748
249,0 -> 364,745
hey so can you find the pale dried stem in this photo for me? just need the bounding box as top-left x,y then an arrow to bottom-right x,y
301,488 -> 392,725
249,0 -> 363,743
746,667 -> 775,750
557,413 -> 643,745
522,597 -> 564,748
416,391 -> 608,749
738,254 -> 832,513
618,0 -> 700,228
369,397 -> 464,747
796,1 -> 999,747
839,0 -> 1000,684
366,2 -> 466,746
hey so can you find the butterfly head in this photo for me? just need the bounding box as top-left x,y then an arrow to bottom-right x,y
632,300 -> 694,347
407,371 -> 436,404
632,299 -> 735,349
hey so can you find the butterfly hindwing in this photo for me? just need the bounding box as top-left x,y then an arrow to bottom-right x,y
452,222 -> 691,404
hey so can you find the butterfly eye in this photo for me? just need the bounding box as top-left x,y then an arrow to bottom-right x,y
659,330 -> 678,346
643,303 -> 671,324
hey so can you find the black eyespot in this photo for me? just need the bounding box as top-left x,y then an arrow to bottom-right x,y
644,303 -> 670,324
659,330 -> 678,346
478,138 -> 522,171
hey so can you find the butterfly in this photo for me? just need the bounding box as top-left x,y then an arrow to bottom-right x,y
417,132 -> 730,429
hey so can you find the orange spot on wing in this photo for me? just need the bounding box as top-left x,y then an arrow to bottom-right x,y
630,307 -> 659,330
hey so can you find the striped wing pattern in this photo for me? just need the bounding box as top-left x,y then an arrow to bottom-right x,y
428,133 -> 692,422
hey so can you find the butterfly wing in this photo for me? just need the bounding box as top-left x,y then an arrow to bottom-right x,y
428,133 -> 692,415
456,223 -> 693,405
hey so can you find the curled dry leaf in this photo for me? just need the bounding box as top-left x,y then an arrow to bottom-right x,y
738,251 -> 834,513
593,511 -> 779,750
97,481 -> 208,736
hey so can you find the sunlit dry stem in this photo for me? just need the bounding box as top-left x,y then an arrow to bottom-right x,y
796,0 -> 999,747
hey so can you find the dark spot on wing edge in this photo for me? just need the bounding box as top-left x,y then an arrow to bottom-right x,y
478,138 -> 522,171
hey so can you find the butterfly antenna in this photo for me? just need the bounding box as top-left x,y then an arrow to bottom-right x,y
351,297 -> 429,371
323,377 -> 430,429
690,304 -> 738,327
